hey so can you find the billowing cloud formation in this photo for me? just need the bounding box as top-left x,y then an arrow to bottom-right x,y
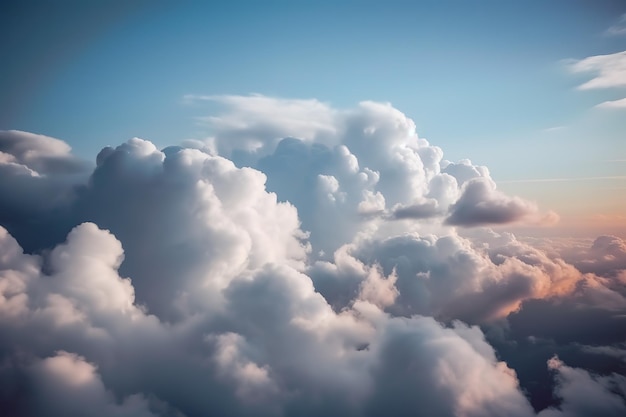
0,97 -> 624,416
189,97 -> 545,255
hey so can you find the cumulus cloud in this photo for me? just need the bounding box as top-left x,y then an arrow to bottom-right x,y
1,222 -> 540,417
537,356 -> 626,417
186,95 -> 548,257
445,178 -> 538,227
0,130 -> 90,175
27,351 -> 157,417
0,97 -> 624,416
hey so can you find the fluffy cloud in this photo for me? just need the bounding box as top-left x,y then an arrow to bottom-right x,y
192,96 -> 549,256
537,356 -> 626,417
1,222 -> 539,417
445,178 -> 538,227
0,97 -> 624,416
0,130 -> 89,175
27,351 -> 156,417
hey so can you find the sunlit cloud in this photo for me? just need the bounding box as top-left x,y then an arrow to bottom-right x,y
0,97 -> 624,417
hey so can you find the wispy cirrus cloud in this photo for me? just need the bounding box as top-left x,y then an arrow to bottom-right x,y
605,14 -> 626,37
542,126 -> 566,133
595,97 -> 626,109
566,50 -> 626,111
498,176 -> 626,184
567,51 -> 626,90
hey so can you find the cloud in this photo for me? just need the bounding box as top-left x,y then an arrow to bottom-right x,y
567,51 -> 626,90
192,96 -> 543,255
389,199 -> 441,220
27,351 -> 157,417
580,345 -> 626,363
0,130 -> 90,175
537,356 -> 626,417
445,178 -> 538,227
596,97 -> 626,109
189,94 -> 338,157
309,228 -> 613,325
0,131 -> 91,252
536,235 -> 626,279
1,222 -> 542,417
605,14 -> 626,37
0,97 -> 624,416
542,126 -> 566,133
497,176 -> 626,184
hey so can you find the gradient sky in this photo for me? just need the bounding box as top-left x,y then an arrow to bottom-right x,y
3,3 -> 626,417
1,0 -> 625,236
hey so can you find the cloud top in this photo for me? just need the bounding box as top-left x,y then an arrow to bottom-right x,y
0,97 -> 624,416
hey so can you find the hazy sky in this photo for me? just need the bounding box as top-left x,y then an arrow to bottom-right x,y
2,2 -> 626,417
2,0 -> 625,236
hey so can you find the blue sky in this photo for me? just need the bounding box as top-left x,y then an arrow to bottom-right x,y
1,0 -> 625,233
4,5 -> 626,416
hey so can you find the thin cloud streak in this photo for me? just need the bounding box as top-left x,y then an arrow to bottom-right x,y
567,50 -> 626,90
542,126 -> 566,133
596,98 -> 626,109
605,14 -> 626,37
498,176 -> 626,184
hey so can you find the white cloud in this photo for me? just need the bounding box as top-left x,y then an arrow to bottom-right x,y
190,94 -> 338,156
1,222 -> 543,417
0,98 -> 624,416
595,97 -> 626,109
567,51 -> 626,90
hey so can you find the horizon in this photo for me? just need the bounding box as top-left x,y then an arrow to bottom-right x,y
1,2 -> 626,417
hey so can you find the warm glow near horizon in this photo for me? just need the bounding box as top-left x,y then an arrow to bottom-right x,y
1,2 -> 625,417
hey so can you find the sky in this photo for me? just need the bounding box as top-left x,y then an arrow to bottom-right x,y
1,1 -> 626,417
1,0 -> 625,236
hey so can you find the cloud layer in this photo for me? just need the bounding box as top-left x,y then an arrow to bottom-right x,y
0,97 -> 624,416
